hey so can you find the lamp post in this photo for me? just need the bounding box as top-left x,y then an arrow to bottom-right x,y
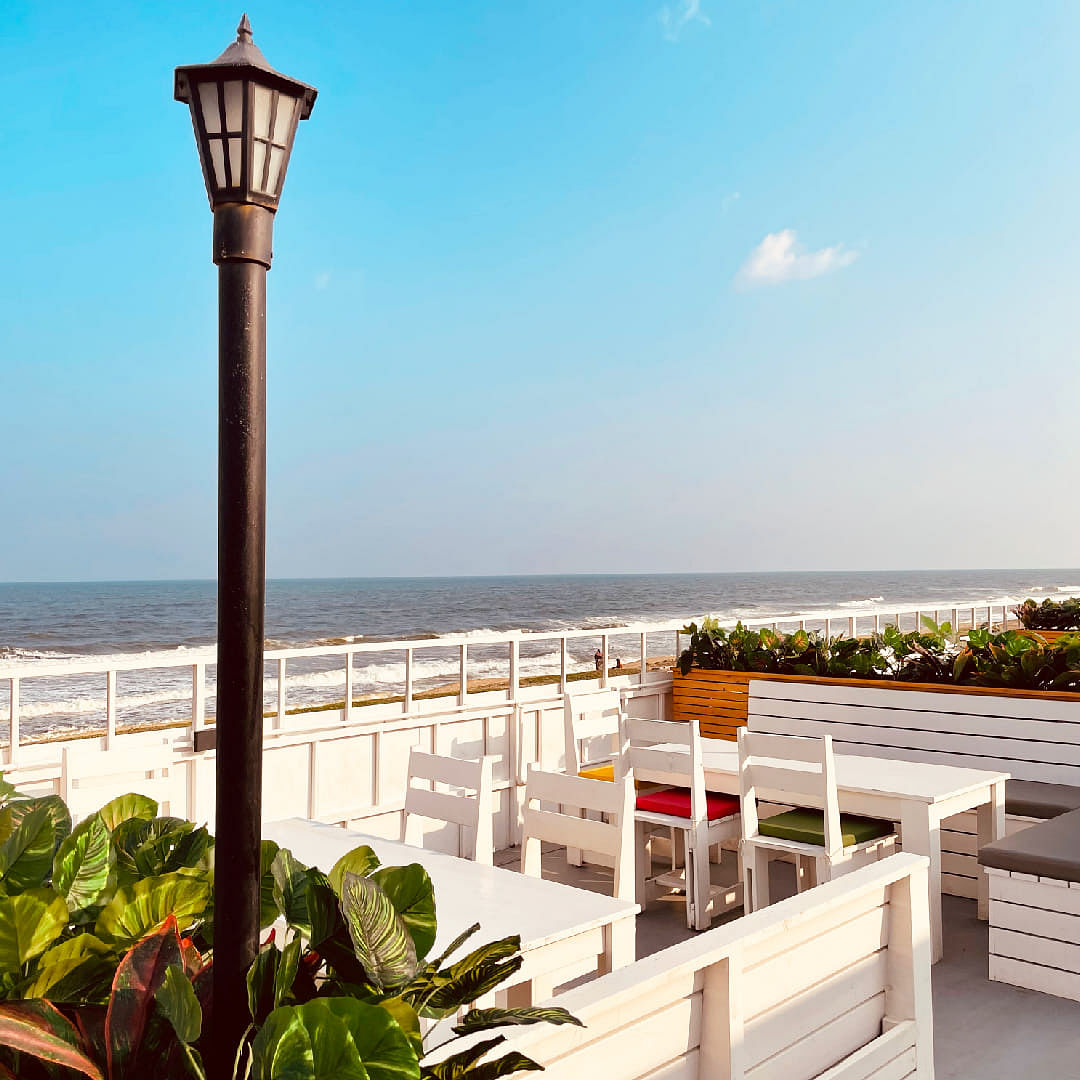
174,17 -> 316,1073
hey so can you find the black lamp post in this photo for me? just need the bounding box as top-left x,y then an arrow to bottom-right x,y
174,16 -> 316,1073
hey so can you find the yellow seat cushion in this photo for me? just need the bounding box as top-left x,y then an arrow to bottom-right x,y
578,764 -> 661,792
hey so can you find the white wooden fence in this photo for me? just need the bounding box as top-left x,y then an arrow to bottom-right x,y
490,852 -> 934,1080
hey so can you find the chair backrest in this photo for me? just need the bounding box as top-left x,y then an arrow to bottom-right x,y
737,729 -> 843,857
402,748 -> 494,865
563,689 -> 623,774
520,766 -> 635,901
61,741 -> 175,824
622,714 -> 711,825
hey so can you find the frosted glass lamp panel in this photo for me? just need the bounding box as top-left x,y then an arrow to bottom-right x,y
252,141 -> 268,191
253,84 -> 274,139
272,94 -> 298,146
222,80 -> 244,133
227,138 -> 243,188
207,140 -> 226,189
198,82 -> 222,134
265,147 -> 285,195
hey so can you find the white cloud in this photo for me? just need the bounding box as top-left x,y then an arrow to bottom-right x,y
736,229 -> 858,287
658,0 -> 710,41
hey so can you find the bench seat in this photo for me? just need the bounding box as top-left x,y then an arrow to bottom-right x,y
1004,780 -> 1080,820
978,807 -> 1080,883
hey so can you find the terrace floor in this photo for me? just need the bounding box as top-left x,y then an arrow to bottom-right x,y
493,845 -> 1080,1080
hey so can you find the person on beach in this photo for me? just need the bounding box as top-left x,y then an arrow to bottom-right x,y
594,648 -> 603,671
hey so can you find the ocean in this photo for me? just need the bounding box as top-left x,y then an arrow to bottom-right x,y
2,570 -> 1078,741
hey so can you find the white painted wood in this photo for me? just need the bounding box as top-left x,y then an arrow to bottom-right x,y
738,730 -> 897,913
992,897 -> 1080,945
521,766 -> 636,904
402,748 -> 495,864
990,871 -> 1080,916
267,818 -> 638,1007
8,677 -> 19,765
62,740 -> 175,823
991,927 -> 1080,974
989,954 -> 1080,1002
343,652 -> 354,722
105,670 -> 117,749
496,854 -> 933,1080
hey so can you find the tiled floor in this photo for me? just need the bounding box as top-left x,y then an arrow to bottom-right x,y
495,844 -> 1080,1080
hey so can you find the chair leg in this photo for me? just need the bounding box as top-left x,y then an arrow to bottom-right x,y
635,820 -> 652,911
750,846 -> 771,911
690,821 -> 712,931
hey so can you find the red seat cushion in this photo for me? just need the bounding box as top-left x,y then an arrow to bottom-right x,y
636,787 -> 740,821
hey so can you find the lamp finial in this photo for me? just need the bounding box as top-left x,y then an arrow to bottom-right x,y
237,14 -> 253,44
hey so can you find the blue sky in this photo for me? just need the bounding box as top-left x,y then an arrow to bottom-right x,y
2,1 -> 1079,581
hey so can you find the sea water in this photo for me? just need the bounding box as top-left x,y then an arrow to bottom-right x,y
2,570 -> 1078,741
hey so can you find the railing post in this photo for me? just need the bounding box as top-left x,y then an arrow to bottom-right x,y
105,670 -> 117,749
824,618 -> 832,639
7,678 -> 19,765
192,664 -> 206,737
600,634 -> 609,688
848,616 -> 856,638
560,638 -> 568,696
951,608 -> 958,632
970,607 -> 976,631
874,614 -> 881,633
403,648 -> 413,714
344,651 -> 354,722
459,644 -> 468,707
275,658 -> 286,730
508,638 -> 519,701
639,631 -> 648,686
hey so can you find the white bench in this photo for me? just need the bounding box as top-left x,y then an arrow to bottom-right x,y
747,679 -> 1080,898
494,852 -> 933,1080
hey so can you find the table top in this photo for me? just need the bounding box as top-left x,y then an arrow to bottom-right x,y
265,818 -> 638,956
694,743 -> 1009,805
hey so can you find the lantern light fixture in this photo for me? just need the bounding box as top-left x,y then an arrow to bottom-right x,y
174,14 -> 317,211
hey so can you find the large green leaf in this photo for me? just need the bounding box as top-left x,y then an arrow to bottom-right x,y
424,1039 -> 539,1080
248,943 -> 283,1025
0,1001 -> 103,1080
328,845 -> 381,895
105,914 -> 183,1080
0,888 -> 69,971
28,932 -> 114,1000
272,847 -> 312,935
0,773 -> 17,805
98,793 -> 158,833
340,872 -> 418,991
420,937 -> 522,1017
0,801 -> 60,893
53,813 -> 115,919
249,1002 -> 369,1080
95,871 -> 210,947
452,1006 -> 582,1036
370,865 -> 436,961
260,839 -> 282,929
314,998 -> 419,1080
112,817 -> 211,886
154,963 -> 202,1044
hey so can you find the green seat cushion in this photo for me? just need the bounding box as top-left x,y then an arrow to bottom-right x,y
758,808 -> 893,848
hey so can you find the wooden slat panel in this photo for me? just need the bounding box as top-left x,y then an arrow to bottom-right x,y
745,993 -> 885,1080
406,750 -> 482,788
812,1023 -> 916,1080
521,808 -> 620,857
941,872 -> 979,899
989,955 -> 1080,1002
744,951 -> 888,1065
990,873 -> 1080,916
991,927 -> 1080,974
525,769 -> 627,813
403,786 -> 476,829
992,898 -> 1080,945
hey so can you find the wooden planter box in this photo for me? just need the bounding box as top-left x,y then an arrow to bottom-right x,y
673,667 -> 1080,740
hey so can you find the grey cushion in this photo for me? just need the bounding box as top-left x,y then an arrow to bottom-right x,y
978,807 -> 1080,884
1005,780 -> 1080,820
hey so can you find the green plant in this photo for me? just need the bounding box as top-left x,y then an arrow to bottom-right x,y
0,776 -> 579,1080
678,617 -> 1080,692
1014,597 -> 1080,632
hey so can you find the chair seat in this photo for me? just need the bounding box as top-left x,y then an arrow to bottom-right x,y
758,808 -> 893,848
636,787 -> 740,822
578,763 -> 661,792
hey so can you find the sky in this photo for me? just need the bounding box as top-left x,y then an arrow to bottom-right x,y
2,1 -> 1079,581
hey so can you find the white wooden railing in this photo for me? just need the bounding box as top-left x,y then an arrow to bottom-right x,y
0,599 -> 1021,763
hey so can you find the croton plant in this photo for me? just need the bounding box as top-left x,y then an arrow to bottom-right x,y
0,771 -> 579,1078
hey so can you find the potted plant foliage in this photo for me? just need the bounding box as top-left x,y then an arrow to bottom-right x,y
0,773 -> 579,1079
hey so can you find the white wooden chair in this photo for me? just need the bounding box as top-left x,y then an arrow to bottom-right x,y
402,749 -> 494,865
737,728 -> 897,912
563,688 -> 624,781
520,765 -> 635,902
61,740 -> 175,824
623,715 -> 742,930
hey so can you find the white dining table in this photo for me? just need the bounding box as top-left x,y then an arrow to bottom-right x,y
265,818 -> 639,1003
687,744 -> 1008,963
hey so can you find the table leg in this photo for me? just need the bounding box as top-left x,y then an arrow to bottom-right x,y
900,803 -> 943,964
602,915 -> 636,973
976,780 -> 1006,921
